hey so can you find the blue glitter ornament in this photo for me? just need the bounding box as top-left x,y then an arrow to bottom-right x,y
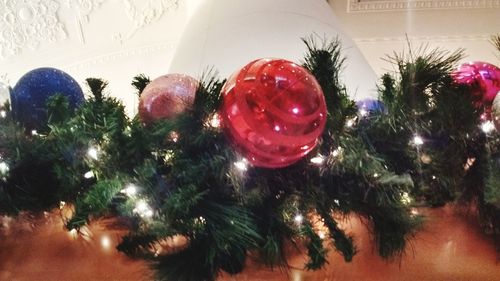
11,67 -> 84,129
356,98 -> 386,116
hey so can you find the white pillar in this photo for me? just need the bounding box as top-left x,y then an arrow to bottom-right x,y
168,0 -> 378,100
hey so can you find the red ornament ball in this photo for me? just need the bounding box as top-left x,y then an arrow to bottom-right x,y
139,74 -> 198,124
220,58 -> 327,168
452,61 -> 500,105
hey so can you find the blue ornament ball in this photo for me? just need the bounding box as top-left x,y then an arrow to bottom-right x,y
356,98 -> 386,116
11,67 -> 84,129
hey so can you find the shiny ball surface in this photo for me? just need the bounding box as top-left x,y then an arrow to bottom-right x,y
11,67 -> 84,129
220,58 -> 327,168
452,61 -> 500,105
139,74 -> 198,124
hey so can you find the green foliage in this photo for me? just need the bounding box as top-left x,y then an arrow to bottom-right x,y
0,38 -> 423,281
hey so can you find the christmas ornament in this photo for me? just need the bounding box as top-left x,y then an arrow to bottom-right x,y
356,98 -> 385,116
452,61 -> 500,105
220,58 -> 327,168
11,67 -> 84,129
139,74 -> 198,124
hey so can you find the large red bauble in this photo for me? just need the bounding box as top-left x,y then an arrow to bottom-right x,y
220,58 -> 327,168
139,74 -> 198,124
452,61 -> 500,105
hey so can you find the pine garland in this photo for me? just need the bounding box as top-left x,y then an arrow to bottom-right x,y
1,35 -> 499,280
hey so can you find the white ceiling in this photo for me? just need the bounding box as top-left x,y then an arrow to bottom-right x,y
0,0 -> 498,114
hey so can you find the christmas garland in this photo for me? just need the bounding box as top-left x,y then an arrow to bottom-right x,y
0,36 -> 499,281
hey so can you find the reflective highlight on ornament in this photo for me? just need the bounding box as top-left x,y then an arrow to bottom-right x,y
220,58 -> 327,168
139,74 -> 198,124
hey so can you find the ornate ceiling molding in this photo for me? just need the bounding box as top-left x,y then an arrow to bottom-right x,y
348,0 -> 500,12
0,0 -> 67,59
354,34 -> 492,43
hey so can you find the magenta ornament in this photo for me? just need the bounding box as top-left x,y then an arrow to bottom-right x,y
452,61 -> 500,105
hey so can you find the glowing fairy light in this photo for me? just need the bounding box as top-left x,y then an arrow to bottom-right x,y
87,146 -> 99,160
292,107 -> 299,114
134,200 -> 154,218
0,110 -> 6,118
412,135 -> 424,146
332,146 -> 343,157
121,184 -> 138,197
206,113 -> 221,128
346,117 -> 357,128
59,201 -> 66,209
170,131 -> 179,142
481,120 -> 495,134
401,192 -> 412,205
310,155 -> 324,165
373,173 -> 380,178
318,231 -> 326,239
234,158 -> 248,171
31,130 -> 38,136
0,161 -> 9,175
359,108 -> 368,117
83,171 -> 94,179
294,214 -> 304,224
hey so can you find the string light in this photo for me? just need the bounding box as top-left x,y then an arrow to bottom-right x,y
87,146 -> 99,160
310,154 -> 324,165
294,214 -> 304,224
373,173 -> 380,178
170,131 -> 179,142
206,113 -> 221,128
83,171 -> 94,179
59,201 -> 66,209
481,120 -> 495,134
332,146 -> 343,157
121,184 -> 137,197
346,117 -> 357,128
31,130 -> 38,136
0,161 -> 9,175
318,231 -> 326,239
401,192 -> 412,205
234,158 -> 248,171
134,200 -> 154,218
0,110 -> 6,118
359,108 -> 368,117
412,135 -> 424,146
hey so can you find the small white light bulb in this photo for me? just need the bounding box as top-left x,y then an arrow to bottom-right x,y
234,159 -> 248,171
0,110 -> 6,118
294,214 -> 304,224
310,155 -> 324,165
122,184 -> 137,197
87,146 -> 99,160
0,161 -> 9,175
412,135 -> 424,146
83,171 -> 94,179
481,121 -> 495,134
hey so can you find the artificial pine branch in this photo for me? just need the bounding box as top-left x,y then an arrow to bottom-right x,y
131,74 -> 151,96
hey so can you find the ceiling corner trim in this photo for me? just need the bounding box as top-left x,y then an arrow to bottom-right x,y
347,0 -> 500,13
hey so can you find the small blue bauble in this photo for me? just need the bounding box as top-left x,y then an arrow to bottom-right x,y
11,67 -> 84,129
356,98 -> 386,115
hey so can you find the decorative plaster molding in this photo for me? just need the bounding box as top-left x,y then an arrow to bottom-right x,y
64,0 -> 106,44
63,42 -> 177,71
354,34 -> 492,43
348,0 -> 500,12
0,0 -> 67,59
122,0 -> 179,39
